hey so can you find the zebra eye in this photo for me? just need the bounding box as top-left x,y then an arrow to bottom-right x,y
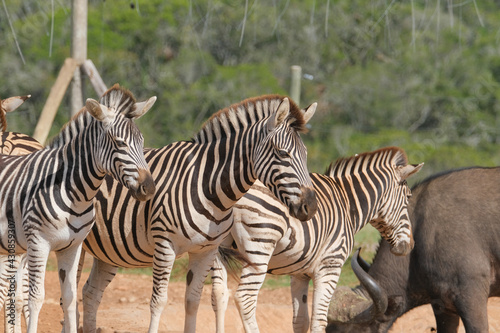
114,138 -> 128,149
277,148 -> 290,158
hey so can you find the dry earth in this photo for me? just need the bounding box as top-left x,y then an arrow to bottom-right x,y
2,270 -> 500,332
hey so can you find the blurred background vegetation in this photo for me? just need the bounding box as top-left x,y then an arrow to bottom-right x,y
3,0 -> 500,287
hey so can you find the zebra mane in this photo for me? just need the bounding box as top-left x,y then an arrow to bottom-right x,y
192,94 -> 306,144
99,84 -> 137,118
326,146 -> 408,178
47,84 -> 137,148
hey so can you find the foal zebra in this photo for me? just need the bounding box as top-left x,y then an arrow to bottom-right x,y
0,95 -> 41,332
0,85 -> 156,333
80,95 -> 318,333
210,147 -> 423,333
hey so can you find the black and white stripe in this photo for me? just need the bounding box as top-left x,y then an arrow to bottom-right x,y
0,85 -> 156,333
210,147 -> 423,333
0,95 -> 42,333
80,95 -> 318,333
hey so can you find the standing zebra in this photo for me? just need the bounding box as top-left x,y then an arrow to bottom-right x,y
0,95 -> 42,332
0,85 -> 156,333
210,147 -> 423,333
80,95 -> 318,333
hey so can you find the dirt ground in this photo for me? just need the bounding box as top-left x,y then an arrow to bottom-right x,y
2,270 -> 500,333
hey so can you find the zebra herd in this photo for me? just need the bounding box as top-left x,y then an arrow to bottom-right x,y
0,87 -> 422,333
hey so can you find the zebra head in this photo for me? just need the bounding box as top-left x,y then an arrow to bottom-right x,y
253,97 -> 317,222
370,151 -> 423,256
85,86 -> 156,201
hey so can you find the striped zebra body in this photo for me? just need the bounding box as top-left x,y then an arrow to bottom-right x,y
0,132 -> 42,156
0,85 -> 156,333
0,95 -> 40,332
80,95 -> 318,333
210,147 -> 423,333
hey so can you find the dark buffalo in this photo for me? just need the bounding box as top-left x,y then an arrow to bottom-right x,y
326,167 -> 500,333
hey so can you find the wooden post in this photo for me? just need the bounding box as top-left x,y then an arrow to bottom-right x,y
290,65 -> 302,105
82,60 -> 108,97
33,58 -> 79,144
70,0 -> 88,115
34,1 -> 110,145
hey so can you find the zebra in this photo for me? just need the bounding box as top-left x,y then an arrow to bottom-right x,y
210,147 -> 423,333
0,84 -> 157,333
0,95 -> 42,332
78,95 -> 318,333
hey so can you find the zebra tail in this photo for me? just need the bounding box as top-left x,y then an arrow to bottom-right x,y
217,246 -> 256,281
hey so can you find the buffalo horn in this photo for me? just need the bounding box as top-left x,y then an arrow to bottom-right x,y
351,248 -> 388,319
356,248 -> 371,272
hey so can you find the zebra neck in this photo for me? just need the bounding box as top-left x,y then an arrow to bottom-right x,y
334,173 -> 383,233
196,138 -> 255,213
45,112 -> 106,200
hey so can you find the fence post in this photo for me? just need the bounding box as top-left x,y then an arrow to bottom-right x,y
70,0 -> 88,115
290,65 -> 302,105
33,58 -> 79,144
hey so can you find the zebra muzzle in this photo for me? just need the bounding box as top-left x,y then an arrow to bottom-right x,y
390,235 -> 414,256
130,168 -> 156,201
291,186 -> 317,222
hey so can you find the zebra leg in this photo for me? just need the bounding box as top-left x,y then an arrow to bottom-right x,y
17,254 -> 29,332
0,255 -> 10,309
1,254 -> 23,333
148,244 -> 176,333
9,254 -> 28,333
290,275 -> 310,333
210,253 -> 229,333
61,250 -> 87,333
82,258 -> 118,333
0,254 -> 26,333
56,245 -> 83,333
74,250 -> 85,328
1,255 -> 13,332
233,255 -> 273,333
26,243 -> 51,333
183,247 -> 219,333
310,265 -> 342,333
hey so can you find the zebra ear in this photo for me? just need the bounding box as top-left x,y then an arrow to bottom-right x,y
267,98 -> 290,130
302,102 -> 317,124
129,96 -> 157,119
276,98 -> 290,125
398,163 -> 424,180
85,98 -> 115,124
1,95 -> 31,113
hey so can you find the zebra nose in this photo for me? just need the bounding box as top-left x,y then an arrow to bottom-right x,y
133,168 -> 156,201
292,186 -> 317,222
391,236 -> 414,256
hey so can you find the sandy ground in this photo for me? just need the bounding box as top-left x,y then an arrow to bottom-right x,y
1,270 -> 500,333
